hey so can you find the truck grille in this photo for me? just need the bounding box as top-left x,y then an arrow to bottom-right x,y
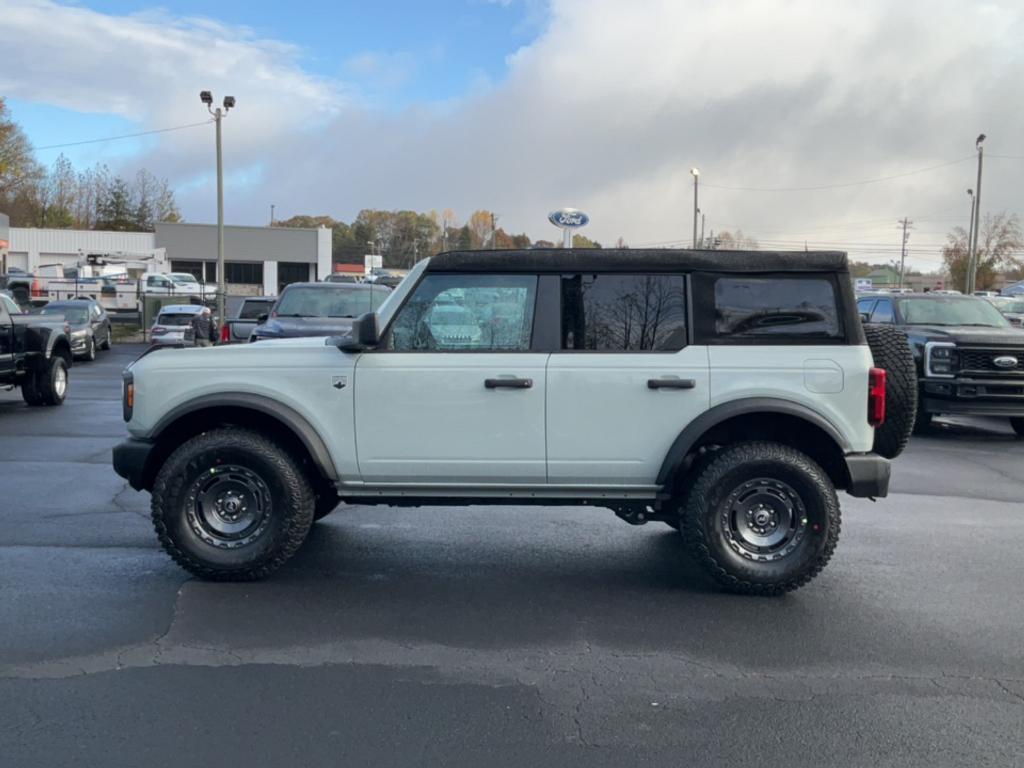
958,348 -> 1024,374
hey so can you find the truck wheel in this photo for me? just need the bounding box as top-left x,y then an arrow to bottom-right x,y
864,325 -> 917,459
24,356 -> 69,407
1011,418 -> 1024,438
679,442 -> 840,595
151,427 -> 315,581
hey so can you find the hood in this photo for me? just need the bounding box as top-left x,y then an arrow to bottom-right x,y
254,316 -> 356,338
908,324 -> 1024,345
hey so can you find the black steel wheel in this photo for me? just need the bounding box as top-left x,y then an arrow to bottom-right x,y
151,427 -> 315,580
680,441 -> 840,595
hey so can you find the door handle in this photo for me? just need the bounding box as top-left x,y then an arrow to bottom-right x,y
484,377 -> 533,389
648,377 -> 696,390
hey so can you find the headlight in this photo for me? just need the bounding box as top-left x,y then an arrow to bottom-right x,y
925,342 -> 958,377
71,328 -> 89,338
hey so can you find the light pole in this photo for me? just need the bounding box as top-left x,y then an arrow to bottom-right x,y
200,90 -> 235,325
700,212 -> 706,249
270,204 -> 275,227
690,168 -> 700,248
966,134 -> 986,294
965,188 -> 975,293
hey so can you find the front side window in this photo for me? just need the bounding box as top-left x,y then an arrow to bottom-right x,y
388,274 -> 537,351
713,277 -> 841,339
560,274 -> 687,351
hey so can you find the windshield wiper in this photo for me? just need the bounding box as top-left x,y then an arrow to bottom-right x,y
327,314 -> 356,319
273,313 -> 305,317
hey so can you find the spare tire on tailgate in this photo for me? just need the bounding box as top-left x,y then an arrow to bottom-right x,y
864,324 -> 917,459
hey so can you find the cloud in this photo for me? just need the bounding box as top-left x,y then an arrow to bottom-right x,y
5,0 -> 1024,268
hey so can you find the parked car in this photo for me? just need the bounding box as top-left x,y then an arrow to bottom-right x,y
986,296 -> 1024,327
219,297 -> 277,344
858,292 -> 1024,435
143,273 -> 217,300
114,248 -> 914,593
973,290 -> 999,298
250,282 -> 391,341
0,296 -> 73,406
38,299 -> 113,361
150,304 -> 203,346
365,269 -> 403,289
1002,280 -> 1024,297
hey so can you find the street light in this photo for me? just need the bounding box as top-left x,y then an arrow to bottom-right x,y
965,189 -> 975,292
690,168 -> 700,249
199,90 -> 236,324
966,134 -> 986,294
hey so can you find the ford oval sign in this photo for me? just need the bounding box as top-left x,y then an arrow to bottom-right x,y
548,208 -> 590,229
993,356 -> 1019,369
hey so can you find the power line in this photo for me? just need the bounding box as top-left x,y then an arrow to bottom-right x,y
33,120 -> 213,151
701,156 -> 974,192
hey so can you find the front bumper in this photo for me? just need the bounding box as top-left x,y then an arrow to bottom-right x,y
112,438 -> 156,491
920,377 -> 1024,417
844,453 -> 891,498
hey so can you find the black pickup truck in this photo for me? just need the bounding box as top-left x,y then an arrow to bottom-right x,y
858,292 -> 1024,435
0,297 -> 74,406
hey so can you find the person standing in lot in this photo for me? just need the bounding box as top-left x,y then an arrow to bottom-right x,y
193,307 -> 215,347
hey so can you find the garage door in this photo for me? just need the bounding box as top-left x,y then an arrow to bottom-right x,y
5,252 -> 28,271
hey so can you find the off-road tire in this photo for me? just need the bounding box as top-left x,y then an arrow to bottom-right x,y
864,324 -> 917,458
23,355 -> 68,406
1011,417 -> 1024,438
151,427 -> 315,581
679,441 -> 841,595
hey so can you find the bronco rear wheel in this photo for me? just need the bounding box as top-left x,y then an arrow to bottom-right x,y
151,427 -> 315,580
680,441 -> 841,595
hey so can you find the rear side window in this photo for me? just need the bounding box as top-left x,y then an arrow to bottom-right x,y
560,274 -> 687,351
711,277 -> 841,340
239,300 -> 275,320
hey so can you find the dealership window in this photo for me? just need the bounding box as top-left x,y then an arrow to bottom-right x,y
713,277 -> 840,339
225,262 -> 264,285
170,261 -> 216,282
278,262 -> 310,291
560,274 -> 687,351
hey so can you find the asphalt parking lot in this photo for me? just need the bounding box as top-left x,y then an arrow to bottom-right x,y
1,345 -> 1022,767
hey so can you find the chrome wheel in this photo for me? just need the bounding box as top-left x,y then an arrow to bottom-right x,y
185,464 -> 272,549
53,364 -> 67,398
722,477 -> 807,562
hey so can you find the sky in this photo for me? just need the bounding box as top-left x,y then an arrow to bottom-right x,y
2,0 -> 1024,271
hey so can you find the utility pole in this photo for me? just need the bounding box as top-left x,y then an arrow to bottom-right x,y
270,204 -> 275,226
200,90 -> 235,325
700,213 -> 705,248
690,168 -> 700,248
966,134 -> 986,294
897,218 -> 913,289
965,188 -> 975,293
490,212 -> 497,248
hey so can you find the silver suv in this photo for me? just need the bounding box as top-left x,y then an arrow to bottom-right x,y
113,249 -> 914,594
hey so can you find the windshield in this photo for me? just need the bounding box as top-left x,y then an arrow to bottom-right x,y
273,286 -> 389,318
42,305 -> 89,324
897,297 -> 1010,327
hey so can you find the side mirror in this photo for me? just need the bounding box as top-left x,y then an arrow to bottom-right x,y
859,312 -> 871,323
257,313 -> 269,323
338,312 -> 379,351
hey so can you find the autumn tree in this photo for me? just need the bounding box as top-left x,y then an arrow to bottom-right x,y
572,233 -> 602,248
942,212 -> 1024,291
0,97 -> 41,206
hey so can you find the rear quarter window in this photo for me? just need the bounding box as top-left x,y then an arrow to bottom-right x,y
693,274 -> 844,344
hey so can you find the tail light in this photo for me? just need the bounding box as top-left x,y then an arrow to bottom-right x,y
31,279 -> 44,297
122,371 -> 134,422
868,367 -> 886,427
152,326 -> 166,334
220,323 -> 230,343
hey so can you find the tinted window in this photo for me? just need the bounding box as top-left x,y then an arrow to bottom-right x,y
714,278 -> 840,338
560,274 -> 687,351
870,299 -> 894,323
389,274 -> 537,352
239,300 -> 276,320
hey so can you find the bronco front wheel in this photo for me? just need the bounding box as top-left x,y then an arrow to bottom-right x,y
151,427 -> 315,580
679,441 -> 841,595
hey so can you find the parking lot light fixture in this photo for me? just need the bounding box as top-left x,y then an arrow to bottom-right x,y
199,90 -> 236,323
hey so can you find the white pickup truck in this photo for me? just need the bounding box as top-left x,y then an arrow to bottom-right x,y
113,249 -> 915,594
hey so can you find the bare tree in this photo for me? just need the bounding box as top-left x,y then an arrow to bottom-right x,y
943,212 -> 1023,291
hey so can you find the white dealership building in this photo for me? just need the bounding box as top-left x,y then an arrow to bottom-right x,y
3,221 -> 332,296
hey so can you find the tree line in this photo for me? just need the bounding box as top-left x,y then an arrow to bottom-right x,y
0,97 -> 180,232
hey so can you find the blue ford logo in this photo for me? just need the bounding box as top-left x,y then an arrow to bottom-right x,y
548,208 -> 589,228
993,356 -> 1018,369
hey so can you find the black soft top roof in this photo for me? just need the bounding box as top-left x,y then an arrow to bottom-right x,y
426,248 -> 848,274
